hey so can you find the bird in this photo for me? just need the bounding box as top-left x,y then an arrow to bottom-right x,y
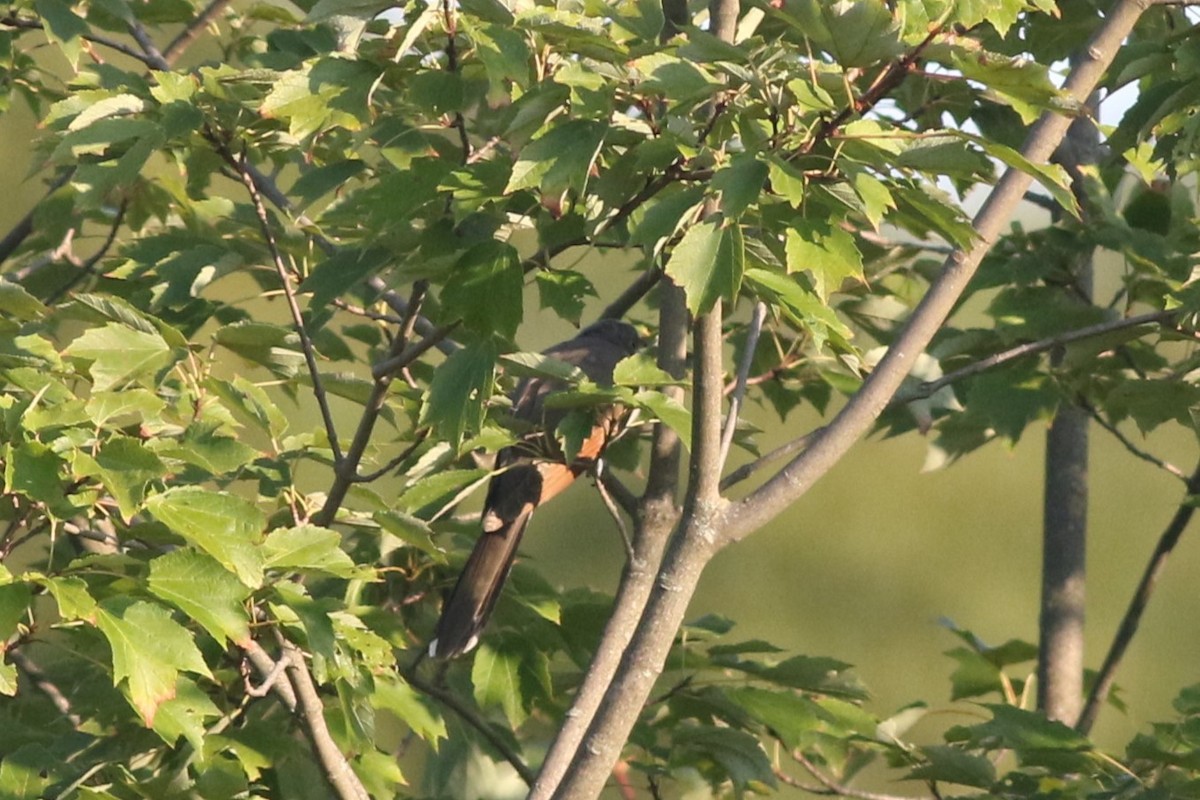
428,318 -> 641,659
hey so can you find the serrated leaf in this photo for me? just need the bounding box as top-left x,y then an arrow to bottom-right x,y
263,525 -> 360,578
630,389 -> 691,451
64,323 -> 173,391
612,352 -> 685,387
441,243 -> 523,339
35,575 -> 96,622
506,119 -> 607,196
0,582 -> 31,642
373,677 -> 447,744
665,216 -> 744,315
418,342 -> 497,450
300,247 -> 390,309
96,598 -> 212,725
205,376 -> 288,439
151,675 -> 221,751
397,468 -> 490,515
727,687 -> 819,749
712,154 -> 768,219
0,281 -> 48,320
5,441 -> 74,518
91,436 -> 166,520
148,550 -> 252,645
146,488 -> 266,588
535,269 -> 597,325
785,221 -> 865,301
909,745 -> 997,788
675,724 -> 777,792
472,641 -> 526,728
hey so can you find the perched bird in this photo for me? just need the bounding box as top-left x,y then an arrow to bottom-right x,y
428,319 -> 641,659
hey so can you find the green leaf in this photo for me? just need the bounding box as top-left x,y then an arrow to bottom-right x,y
630,389 -> 692,451
5,441 -> 75,518
300,247 -> 390,309
442,242 -> 524,339
785,221 -> 865,301
819,0 -> 904,67
96,598 -> 213,725
727,687 -> 820,749
0,582 -> 31,642
205,376 -> 289,439
148,550 -> 252,645
472,641 -> 527,728
153,420 -> 260,476
674,724 -> 777,793
629,185 -> 705,252
214,322 -> 306,376
34,575 -> 96,622
373,677 -> 447,744
152,676 -> 221,751
397,468 -> 490,515
909,745 -> 997,788
0,281 -> 48,321
91,436 -> 166,521
612,352 -> 686,387
743,268 -> 853,351
146,487 -> 266,589
712,154 -> 768,219
33,0 -> 88,67
263,525 -> 360,578
64,323 -> 173,391
291,159 -> 368,205
506,119 -> 607,196
0,744 -> 55,798
535,269 -> 597,325
418,342 -> 497,450
665,216 -> 744,315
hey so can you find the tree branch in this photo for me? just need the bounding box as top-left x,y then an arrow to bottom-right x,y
402,667 -> 536,785
315,282 -> 431,527
1076,459 -> 1200,734
718,301 -> 766,472
1085,402 -> 1189,482
279,638 -> 370,800
529,281 -> 686,799
234,150 -> 344,465
725,0 -> 1153,544
550,303 -> 728,799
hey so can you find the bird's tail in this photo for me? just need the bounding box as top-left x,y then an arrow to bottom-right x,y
428,507 -> 533,659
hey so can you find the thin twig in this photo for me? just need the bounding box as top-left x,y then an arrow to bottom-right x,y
1076,459 -> 1200,734
162,0 -> 231,64
242,638 -> 297,710
789,751 -> 919,800
402,668 -> 536,785
316,282 -> 431,527
1085,402 -> 1188,482
594,461 -> 634,560
0,15 -> 164,67
718,301 -> 766,472
720,430 -> 818,492
598,265 -> 663,321
125,18 -> 168,68
44,200 -> 128,305
893,310 -> 1174,405
371,321 -> 461,380
235,150 -> 344,464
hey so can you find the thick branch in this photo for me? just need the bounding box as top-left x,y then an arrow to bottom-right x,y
550,303 -> 728,799
724,0 -> 1152,543
530,281 -> 687,799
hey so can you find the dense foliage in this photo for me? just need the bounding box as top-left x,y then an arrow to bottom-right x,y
1,0 -> 1199,796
